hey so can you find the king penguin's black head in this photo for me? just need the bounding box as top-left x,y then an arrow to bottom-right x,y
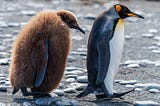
114,4 -> 144,19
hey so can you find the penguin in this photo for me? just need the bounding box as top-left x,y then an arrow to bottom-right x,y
77,4 -> 144,99
9,10 -> 85,97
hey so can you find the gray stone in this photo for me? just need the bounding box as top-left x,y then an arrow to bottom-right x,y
0,58 -> 9,65
68,56 -> 76,62
119,80 -> 137,85
141,33 -> 154,38
153,36 -> 160,41
0,85 -> 7,92
125,84 -> 136,88
63,88 -> 76,93
148,29 -> 158,34
0,22 -> 8,28
123,60 -> 139,65
65,75 -> 78,79
76,48 -> 87,52
134,100 -> 159,106
53,89 -> 64,96
21,10 -> 36,16
145,83 -> 160,90
135,88 -> 143,92
8,23 -> 20,27
84,13 -> 96,20
35,97 -> 57,106
23,102 -> 32,106
148,89 -> 160,93
66,78 -> 76,83
152,49 -> 160,54
66,67 -> 78,71
127,64 -> 140,68
77,76 -> 88,83
56,97 -> 79,106
75,84 -> 86,91
65,70 -> 84,75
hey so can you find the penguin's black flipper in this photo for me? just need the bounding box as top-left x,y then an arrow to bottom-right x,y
34,39 -> 49,87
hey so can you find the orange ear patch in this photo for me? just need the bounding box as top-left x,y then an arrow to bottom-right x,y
116,5 -> 121,12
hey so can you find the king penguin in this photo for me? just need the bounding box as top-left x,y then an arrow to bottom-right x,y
9,10 -> 85,98
77,4 -> 144,99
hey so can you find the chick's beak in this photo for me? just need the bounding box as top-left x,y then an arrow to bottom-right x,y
72,24 -> 85,34
127,12 -> 144,19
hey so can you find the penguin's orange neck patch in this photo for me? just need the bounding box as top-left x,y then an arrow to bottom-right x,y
115,5 -> 121,12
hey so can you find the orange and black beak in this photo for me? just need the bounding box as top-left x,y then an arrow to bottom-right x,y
127,12 -> 144,19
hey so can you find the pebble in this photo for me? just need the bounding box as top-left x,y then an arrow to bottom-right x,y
68,56 -> 76,62
148,89 -> 160,93
77,76 -> 88,83
0,85 -> 7,92
84,13 -> 96,20
141,33 -> 154,38
0,58 -> 9,65
145,83 -> 160,90
152,49 -> 160,54
123,60 -> 139,65
53,89 -> 64,96
148,46 -> 158,50
127,64 -> 140,68
0,22 -> 8,28
65,70 -> 84,75
63,88 -> 76,93
76,48 -> 87,52
125,84 -> 136,88
55,97 -> 79,106
21,10 -> 36,16
66,67 -> 78,71
134,100 -> 159,106
8,22 -> 20,27
23,102 -> 32,106
148,29 -> 158,34
35,97 -> 57,106
75,84 -> 86,91
119,80 -> 137,85
135,88 -> 143,92
65,75 -> 78,79
66,78 -> 76,83
153,36 -> 160,41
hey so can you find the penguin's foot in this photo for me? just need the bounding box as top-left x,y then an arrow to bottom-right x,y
96,89 -> 135,99
21,87 -> 30,96
12,87 -> 19,94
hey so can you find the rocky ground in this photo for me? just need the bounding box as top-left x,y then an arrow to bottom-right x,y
0,0 -> 160,106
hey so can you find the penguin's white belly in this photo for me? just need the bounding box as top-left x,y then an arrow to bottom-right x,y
104,19 -> 124,95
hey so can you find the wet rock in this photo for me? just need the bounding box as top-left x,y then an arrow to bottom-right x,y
8,22 -> 20,27
84,13 -> 96,20
0,85 -> 7,92
66,67 -> 78,71
153,36 -> 160,41
134,100 -> 159,106
138,59 -> 155,65
0,80 -> 5,84
63,88 -> 76,93
76,48 -> 87,52
135,88 -> 143,92
75,84 -> 86,91
148,89 -> 160,93
55,97 -> 79,106
0,22 -> 8,28
68,56 -> 76,62
152,49 -> 160,53
53,89 -> 64,96
21,10 -> 36,16
127,64 -> 140,68
119,80 -> 137,85
0,58 -> 9,65
125,84 -> 136,88
123,60 -> 139,65
23,102 -> 32,106
66,78 -> 76,83
148,46 -> 158,50
77,76 -> 88,83
35,97 -> 57,106
148,29 -> 158,34
65,70 -> 84,75
145,83 -> 160,90
141,33 -> 154,38
125,35 -> 132,39
65,75 -> 78,79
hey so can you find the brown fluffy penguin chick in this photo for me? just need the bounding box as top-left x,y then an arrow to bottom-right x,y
9,10 -> 85,97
